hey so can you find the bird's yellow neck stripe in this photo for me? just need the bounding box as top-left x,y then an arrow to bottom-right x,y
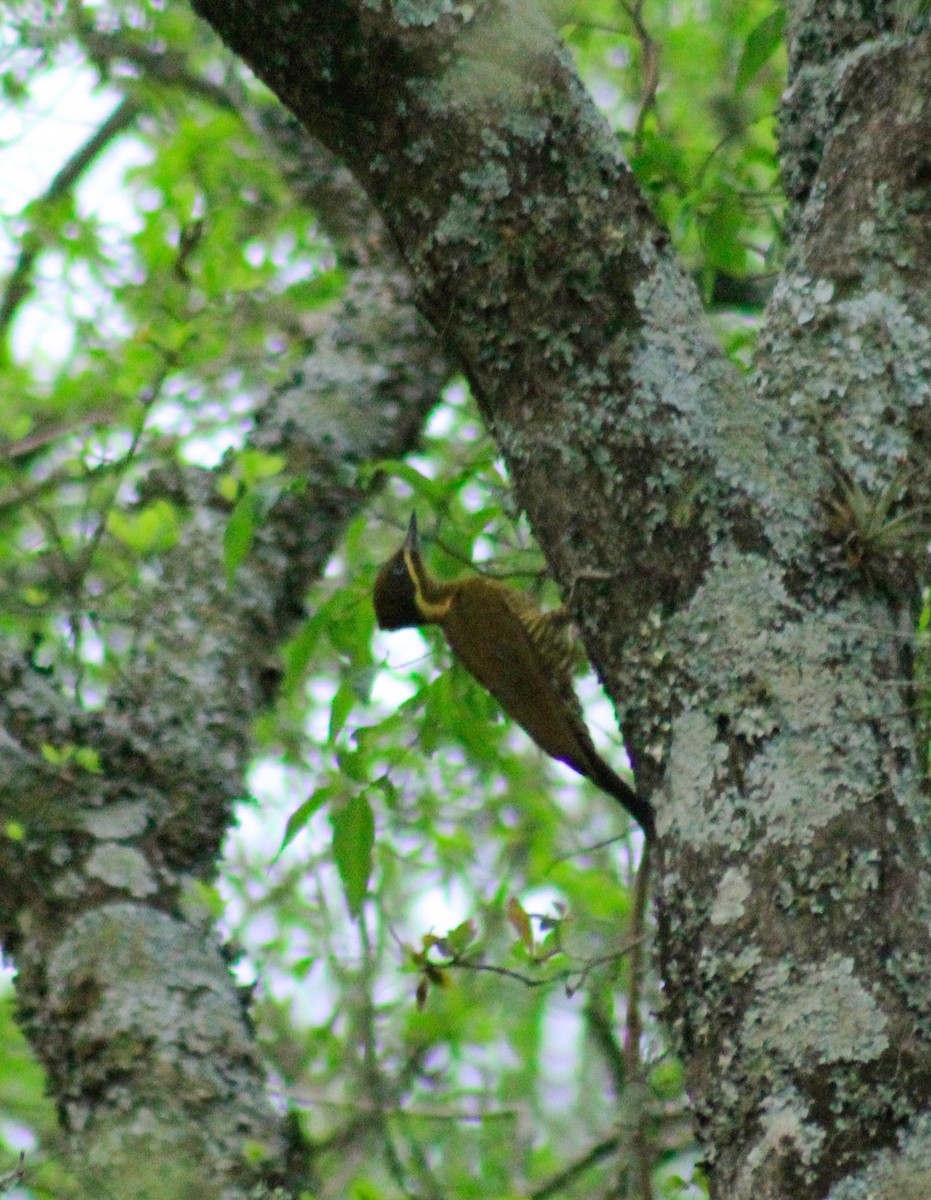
404,547 -> 453,621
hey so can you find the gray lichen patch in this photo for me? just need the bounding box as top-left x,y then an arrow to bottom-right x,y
671,552 -> 797,679
742,598 -> 919,844
382,0 -> 456,28
744,955 -> 888,1069
80,801 -> 150,841
761,286 -> 931,482
742,731 -> 865,846
665,549 -> 919,847
633,263 -> 780,507
46,904 -> 255,1055
740,1087 -> 825,1182
434,0 -> 558,115
710,867 -> 753,925
663,706 -> 729,845
85,844 -> 157,899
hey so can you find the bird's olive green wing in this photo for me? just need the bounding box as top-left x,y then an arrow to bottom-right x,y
442,579 -> 595,773
440,578 -> 653,836
498,588 -> 581,689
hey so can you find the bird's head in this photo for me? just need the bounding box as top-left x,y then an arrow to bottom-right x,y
373,513 -> 427,630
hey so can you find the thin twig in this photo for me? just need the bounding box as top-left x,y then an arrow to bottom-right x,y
585,998 -> 627,1097
65,359 -> 173,695
545,832 -> 625,871
624,840 -> 653,1200
619,0 -> 661,152
382,512 -> 551,582
356,914 -> 414,1198
0,24 -> 244,346
0,1151 -> 25,1195
79,30 -> 238,111
441,939 -> 642,995
529,1135 -> 620,1200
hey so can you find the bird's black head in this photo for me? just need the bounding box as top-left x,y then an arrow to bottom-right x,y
373,514 -> 423,630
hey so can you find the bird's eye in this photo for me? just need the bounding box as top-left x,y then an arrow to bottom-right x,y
392,560 -> 407,577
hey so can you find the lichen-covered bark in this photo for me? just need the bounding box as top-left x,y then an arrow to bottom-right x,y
692,23 -> 931,1200
779,0 -> 896,222
187,5 -> 931,1199
0,106 -> 449,1195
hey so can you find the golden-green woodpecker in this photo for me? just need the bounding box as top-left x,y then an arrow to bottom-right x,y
373,515 -> 655,840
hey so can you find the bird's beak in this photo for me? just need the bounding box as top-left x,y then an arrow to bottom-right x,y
405,512 -> 419,553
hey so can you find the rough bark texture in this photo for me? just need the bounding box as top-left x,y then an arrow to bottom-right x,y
183,4 -> 931,1199
0,97 -> 450,1197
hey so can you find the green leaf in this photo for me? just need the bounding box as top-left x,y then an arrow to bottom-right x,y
108,500 -> 181,556
73,747 -> 102,774
234,448 -> 287,487
282,617 -> 323,694
275,785 -> 337,861
370,774 -> 398,810
40,742 -> 73,767
286,267 -> 346,310
445,919 -> 477,956
356,458 -> 444,501
650,1056 -> 686,1099
330,792 -> 375,919
328,679 -> 356,743
184,879 -> 225,919
1,71 -> 28,101
735,8 -> 786,92
336,747 -> 369,783
702,196 -> 746,273
349,1179 -> 385,1200
507,896 -> 534,953
224,491 -> 259,585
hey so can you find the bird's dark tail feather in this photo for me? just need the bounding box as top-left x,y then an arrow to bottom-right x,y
585,754 -> 656,841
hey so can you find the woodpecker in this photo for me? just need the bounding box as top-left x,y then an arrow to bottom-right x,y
373,515 -> 655,840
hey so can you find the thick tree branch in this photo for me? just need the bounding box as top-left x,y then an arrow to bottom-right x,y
663,25 -> 931,1200
779,0 -> 897,221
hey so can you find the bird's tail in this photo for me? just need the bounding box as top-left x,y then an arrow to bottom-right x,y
584,752 -> 656,841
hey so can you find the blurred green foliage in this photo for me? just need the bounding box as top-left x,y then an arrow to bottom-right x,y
0,0 -> 787,1195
